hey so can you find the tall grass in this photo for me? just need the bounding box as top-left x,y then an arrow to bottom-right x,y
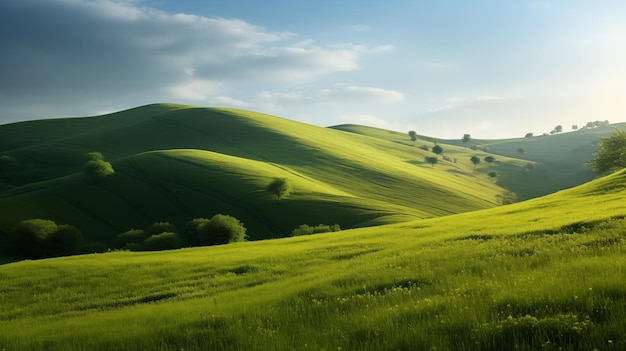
1,170 -> 625,350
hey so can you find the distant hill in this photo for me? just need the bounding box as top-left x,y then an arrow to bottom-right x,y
332,123 -> 624,200
0,104 -> 516,260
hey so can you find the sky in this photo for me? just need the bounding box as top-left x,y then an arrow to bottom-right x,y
0,0 -> 624,139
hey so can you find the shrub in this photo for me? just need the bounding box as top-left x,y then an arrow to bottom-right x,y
13,219 -> 59,258
142,232 -> 183,251
419,145 -> 429,151
84,159 -> 114,181
267,178 -> 292,203
145,221 -> 177,237
115,229 -> 147,249
198,214 -> 247,245
182,218 -> 209,246
292,224 -> 341,236
47,224 -> 83,256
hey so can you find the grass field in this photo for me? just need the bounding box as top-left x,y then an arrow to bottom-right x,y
1,168 -> 624,350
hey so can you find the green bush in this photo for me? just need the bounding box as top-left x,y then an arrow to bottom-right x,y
115,229 -> 147,249
84,159 -> 115,181
13,219 -> 59,258
145,221 -> 177,237
198,214 -> 247,245
182,218 -> 210,246
292,224 -> 341,236
47,224 -> 83,257
142,232 -> 183,251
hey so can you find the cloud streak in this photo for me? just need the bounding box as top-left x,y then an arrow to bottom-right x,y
0,0 -> 388,121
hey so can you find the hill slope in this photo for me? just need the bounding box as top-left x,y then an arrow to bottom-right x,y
0,168 -> 624,350
332,123 -> 625,201
0,104 -> 505,257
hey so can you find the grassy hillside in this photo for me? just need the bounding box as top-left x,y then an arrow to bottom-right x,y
332,123 -> 625,200
1,169 -> 624,350
0,104 -> 507,258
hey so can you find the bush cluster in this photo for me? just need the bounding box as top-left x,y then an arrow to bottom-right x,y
291,223 -> 341,236
11,219 -> 85,259
115,215 -> 247,251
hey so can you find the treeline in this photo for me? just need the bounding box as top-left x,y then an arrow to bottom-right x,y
5,216 -> 345,260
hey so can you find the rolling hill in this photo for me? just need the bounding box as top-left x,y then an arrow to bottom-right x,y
1,104 -> 620,262
1,104 -> 512,260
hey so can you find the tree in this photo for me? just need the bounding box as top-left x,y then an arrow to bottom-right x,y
408,131 -> 418,145
555,125 -> 563,133
572,124 -> 579,131
198,214 -> 247,245
517,147 -> 526,158
586,121 -> 595,129
83,152 -> 114,182
484,155 -> 495,167
525,132 -> 534,138
12,219 -> 58,259
586,127 -> 626,174
462,134 -> 471,148
432,145 -> 444,159
267,178 -> 292,203
470,155 -> 481,173
424,156 -> 438,168
488,171 -> 498,183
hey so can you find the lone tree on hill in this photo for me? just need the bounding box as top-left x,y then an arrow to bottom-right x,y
488,171 -> 498,183
83,152 -> 114,182
484,155 -> 495,167
424,156 -> 438,168
525,132 -> 533,138
517,147 -> 527,158
470,155 -> 481,173
432,144 -> 444,159
572,125 -> 579,131
408,130 -> 418,145
462,134 -> 471,148
554,125 -> 563,134
586,127 -> 626,175
267,178 -> 292,203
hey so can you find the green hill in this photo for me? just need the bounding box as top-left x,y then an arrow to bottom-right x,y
332,123 -> 624,200
0,166 -> 624,350
1,104 -> 509,259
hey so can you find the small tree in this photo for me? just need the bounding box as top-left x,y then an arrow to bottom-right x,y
525,132 -> 534,138
432,145 -> 444,159
84,152 -> 114,182
12,219 -> 58,259
424,156 -> 438,168
572,125 -> 579,131
484,155 -> 495,167
586,127 -> 626,174
115,229 -> 147,250
408,131 -> 418,145
555,125 -> 563,133
267,178 -> 292,203
488,171 -> 498,183
462,134 -> 471,148
470,155 -> 481,173
517,147 -> 527,158
47,224 -> 83,257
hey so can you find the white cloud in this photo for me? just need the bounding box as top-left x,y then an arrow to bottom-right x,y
429,95 -> 521,113
0,0 -> 390,121
167,79 -> 223,101
209,96 -> 251,108
257,86 -> 405,108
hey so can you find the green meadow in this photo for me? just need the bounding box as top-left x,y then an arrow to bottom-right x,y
0,168 -> 625,350
1,104 -> 625,350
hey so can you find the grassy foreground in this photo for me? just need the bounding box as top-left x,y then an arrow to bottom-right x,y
1,169 -> 625,350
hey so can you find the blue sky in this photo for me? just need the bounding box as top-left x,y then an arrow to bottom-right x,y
0,0 -> 624,138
